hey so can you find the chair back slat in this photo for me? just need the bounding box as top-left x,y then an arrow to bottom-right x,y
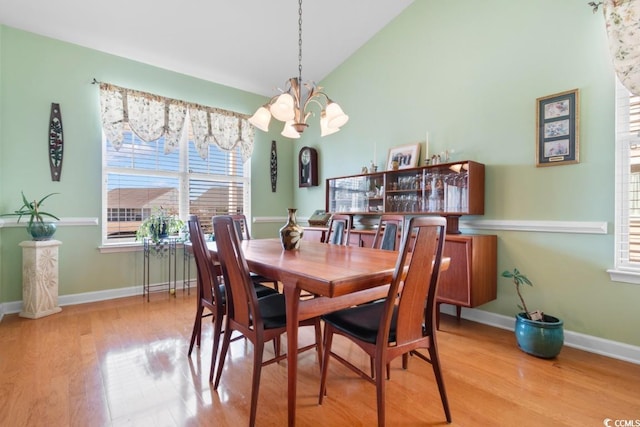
229,214 -> 251,240
213,215 -> 262,331
325,214 -> 352,245
378,216 -> 446,346
188,215 -> 222,306
372,215 -> 404,251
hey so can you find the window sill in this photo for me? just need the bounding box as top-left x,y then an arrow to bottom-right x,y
98,242 -> 142,253
607,268 -> 640,285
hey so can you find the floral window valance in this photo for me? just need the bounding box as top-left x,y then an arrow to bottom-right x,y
99,82 -> 254,161
592,0 -> 640,96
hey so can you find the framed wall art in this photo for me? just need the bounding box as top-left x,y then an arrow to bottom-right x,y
535,88 -> 579,167
386,143 -> 421,170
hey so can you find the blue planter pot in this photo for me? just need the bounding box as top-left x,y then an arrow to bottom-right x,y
515,312 -> 564,358
27,222 -> 57,241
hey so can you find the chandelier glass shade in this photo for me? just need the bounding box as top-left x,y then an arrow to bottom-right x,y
249,0 -> 348,138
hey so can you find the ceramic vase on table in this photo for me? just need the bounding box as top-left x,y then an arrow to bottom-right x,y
279,208 -> 304,250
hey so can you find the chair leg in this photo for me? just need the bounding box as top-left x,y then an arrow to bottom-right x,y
429,343 -> 451,423
273,336 -> 280,359
374,353 -> 386,427
249,340 -> 264,427
188,306 -> 203,356
209,311 -> 223,383
318,325 -> 335,404
314,318 -> 323,371
213,322 -> 233,388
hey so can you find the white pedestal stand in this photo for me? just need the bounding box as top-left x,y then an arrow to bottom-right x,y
18,239 -> 62,319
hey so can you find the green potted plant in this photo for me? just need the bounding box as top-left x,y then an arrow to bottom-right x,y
136,207 -> 184,244
1,191 -> 60,240
501,268 -> 564,358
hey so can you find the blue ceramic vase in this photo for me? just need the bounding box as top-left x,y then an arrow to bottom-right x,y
28,222 -> 57,241
515,312 -> 564,358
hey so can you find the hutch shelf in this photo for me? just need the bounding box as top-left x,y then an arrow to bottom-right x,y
326,160 -> 485,234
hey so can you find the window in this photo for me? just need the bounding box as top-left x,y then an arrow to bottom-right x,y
612,77 -> 640,282
102,116 -> 250,244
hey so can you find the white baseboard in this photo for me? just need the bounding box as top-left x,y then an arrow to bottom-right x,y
439,304 -> 640,365
0,281 -> 196,315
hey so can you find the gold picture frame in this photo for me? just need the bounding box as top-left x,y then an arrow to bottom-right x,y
535,88 -> 580,167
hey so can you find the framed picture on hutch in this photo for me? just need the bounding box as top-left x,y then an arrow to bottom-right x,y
386,143 -> 421,170
535,89 -> 580,167
299,146 -> 318,187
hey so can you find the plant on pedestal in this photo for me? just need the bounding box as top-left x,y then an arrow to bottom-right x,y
1,191 -> 60,241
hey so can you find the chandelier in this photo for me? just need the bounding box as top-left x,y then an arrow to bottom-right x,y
248,0 -> 349,138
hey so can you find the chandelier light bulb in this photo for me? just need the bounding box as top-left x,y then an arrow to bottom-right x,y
248,106 -> 272,132
320,112 -> 340,137
325,102 -> 349,129
270,93 -> 295,122
281,121 -> 301,139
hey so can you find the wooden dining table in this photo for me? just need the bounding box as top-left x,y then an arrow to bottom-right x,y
207,237 -> 399,426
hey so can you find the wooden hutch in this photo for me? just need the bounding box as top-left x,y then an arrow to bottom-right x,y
304,160 -> 497,320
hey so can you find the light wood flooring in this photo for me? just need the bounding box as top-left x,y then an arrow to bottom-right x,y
0,291 -> 638,427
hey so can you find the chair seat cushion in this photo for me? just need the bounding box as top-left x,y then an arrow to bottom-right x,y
217,283 -> 276,305
322,301 -> 398,344
256,293 -> 287,329
254,283 -> 279,298
250,272 -> 277,284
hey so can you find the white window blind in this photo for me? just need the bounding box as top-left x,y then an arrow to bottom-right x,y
102,116 -> 250,244
614,76 -> 640,273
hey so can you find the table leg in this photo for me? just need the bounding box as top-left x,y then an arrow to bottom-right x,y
283,279 -> 302,427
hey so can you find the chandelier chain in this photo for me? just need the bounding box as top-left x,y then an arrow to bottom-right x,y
298,0 -> 303,83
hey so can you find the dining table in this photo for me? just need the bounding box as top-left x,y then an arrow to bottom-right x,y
207,237 -> 400,426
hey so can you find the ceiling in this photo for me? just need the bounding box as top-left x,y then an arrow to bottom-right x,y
0,0 -> 414,97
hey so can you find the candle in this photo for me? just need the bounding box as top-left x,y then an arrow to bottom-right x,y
425,131 -> 429,160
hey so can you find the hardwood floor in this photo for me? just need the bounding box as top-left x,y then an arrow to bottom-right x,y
0,292 -> 638,427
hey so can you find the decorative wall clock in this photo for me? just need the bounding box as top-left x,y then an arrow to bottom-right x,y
270,140 -> 277,192
48,103 -> 63,181
299,146 -> 318,187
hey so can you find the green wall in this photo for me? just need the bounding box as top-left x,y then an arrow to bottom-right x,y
0,26 -> 291,302
292,0 -> 638,346
1,0 -> 638,348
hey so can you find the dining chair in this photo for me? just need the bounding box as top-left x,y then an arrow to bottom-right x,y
186,215 -> 226,382
212,215 -> 323,427
186,216 -> 277,381
324,214 -> 352,245
229,214 -> 280,292
318,216 -> 451,426
371,214 -> 405,251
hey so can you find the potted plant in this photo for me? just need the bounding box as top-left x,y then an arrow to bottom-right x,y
1,191 -> 60,240
136,207 -> 184,244
501,268 -> 564,358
